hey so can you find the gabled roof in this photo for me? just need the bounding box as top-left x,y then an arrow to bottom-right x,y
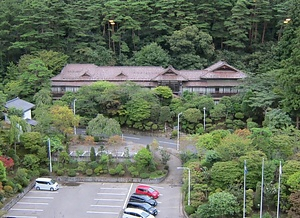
202,60 -> 247,79
151,65 -> 188,81
51,64 -> 165,81
5,97 -> 35,112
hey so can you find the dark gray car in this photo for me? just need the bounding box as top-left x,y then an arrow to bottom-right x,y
129,193 -> 158,207
127,201 -> 158,216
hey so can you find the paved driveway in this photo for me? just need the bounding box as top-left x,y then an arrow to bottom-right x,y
3,182 -> 183,218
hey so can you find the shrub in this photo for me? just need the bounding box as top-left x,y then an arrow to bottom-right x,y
85,169 -> 93,176
185,205 -> 196,215
15,183 -> 23,193
90,147 -> 96,161
87,161 -> 99,170
77,162 -> 87,173
39,168 -> 50,177
14,168 -> 30,187
109,168 -> 117,175
68,169 -> 76,177
140,172 -> 150,179
115,164 -> 124,175
94,166 -> 103,175
4,185 -> 13,195
128,166 -> 139,177
56,169 -> 64,176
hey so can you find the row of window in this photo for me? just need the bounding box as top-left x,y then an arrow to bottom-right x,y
52,86 -> 238,94
183,87 -> 238,93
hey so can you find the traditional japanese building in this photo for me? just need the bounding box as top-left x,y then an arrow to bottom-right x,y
51,60 -> 247,101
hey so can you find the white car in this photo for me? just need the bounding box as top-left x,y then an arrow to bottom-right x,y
122,207 -> 155,218
35,178 -> 59,191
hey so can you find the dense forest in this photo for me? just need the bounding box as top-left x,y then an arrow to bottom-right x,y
0,0 -> 300,125
0,0 -> 300,217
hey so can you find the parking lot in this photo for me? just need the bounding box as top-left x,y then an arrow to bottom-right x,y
3,182 -> 183,218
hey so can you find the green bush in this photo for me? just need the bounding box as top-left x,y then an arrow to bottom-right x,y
77,162 -> 87,173
115,164 -> 125,176
94,166 -> 103,175
15,183 -> 23,193
85,169 -> 93,176
140,172 -> 150,179
56,169 -> 64,176
128,166 -> 139,177
14,168 -> 30,187
109,168 -> 117,175
4,185 -> 14,196
68,169 -> 76,177
88,161 -> 99,170
39,168 -> 50,177
185,205 -> 196,215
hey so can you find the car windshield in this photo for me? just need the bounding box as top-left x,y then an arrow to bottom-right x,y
143,204 -> 151,209
141,211 -> 149,217
148,187 -> 155,193
50,179 -> 56,185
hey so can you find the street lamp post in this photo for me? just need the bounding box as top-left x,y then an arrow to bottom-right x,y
47,138 -> 52,173
73,99 -> 77,135
109,19 -> 115,53
177,112 -> 182,151
203,107 -> 206,131
177,166 -> 191,206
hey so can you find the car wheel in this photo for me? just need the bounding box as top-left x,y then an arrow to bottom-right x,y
36,187 -> 40,190
50,188 -> 54,191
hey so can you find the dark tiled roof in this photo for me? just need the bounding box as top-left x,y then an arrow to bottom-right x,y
51,61 -> 247,86
202,61 -> 246,79
5,97 -> 35,112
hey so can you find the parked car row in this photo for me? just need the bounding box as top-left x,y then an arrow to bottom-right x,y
122,185 -> 160,218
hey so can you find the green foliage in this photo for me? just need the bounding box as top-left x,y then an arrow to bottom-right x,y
263,108 -> 292,129
195,191 -> 240,217
20,132 -> 43,152
185,205 -> 196,215
211,161 -> 242,190
131,43 -> 170,67
0,161 -> 7,182
139,172 -> 150,179
22,154 -> 40,171
87,114 -> 122,138
134,147 -> 154,172
68,169 -> 77,177
90,147 -> 96,162
85,169 -> 93,176
160,149 -> 170,165
14,168 -> 30,187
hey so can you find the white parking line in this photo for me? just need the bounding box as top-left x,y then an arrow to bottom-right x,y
31,190 -> 59,193
87,211 -> 119,214
91,205 -> 121,207
123,183 -> 133,209
100,187 -> 128,190
94,198 -> 123,201
17,202 -> 49,205
11,209 -> 43,212
3,216 -> 37,218
24,196 -> 54,199
97,193 -> 126,195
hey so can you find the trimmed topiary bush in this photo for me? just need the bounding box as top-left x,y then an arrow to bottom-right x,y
185,205 -> 196,215
68,169 -> 76,177
56,169 -> 64,176
85,169 -> 93,176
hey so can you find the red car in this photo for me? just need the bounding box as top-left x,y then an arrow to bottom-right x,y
135,185 -> 160,199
